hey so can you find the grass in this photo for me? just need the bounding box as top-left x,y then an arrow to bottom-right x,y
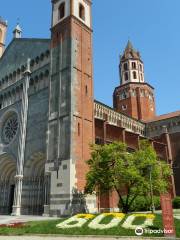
0,214 -> 179,237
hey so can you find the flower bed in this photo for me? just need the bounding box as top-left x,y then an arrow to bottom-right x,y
56,213 -> 155,230
0,222 -> 25,228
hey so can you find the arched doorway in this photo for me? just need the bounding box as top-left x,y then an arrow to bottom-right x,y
22,152 -> 46,215
0,153 -> 16,215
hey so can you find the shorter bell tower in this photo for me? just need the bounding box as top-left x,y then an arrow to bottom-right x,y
0,17 -> 7,58
113,41 -> 156,121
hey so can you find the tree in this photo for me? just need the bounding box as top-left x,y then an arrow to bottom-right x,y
85,140 -> 172,213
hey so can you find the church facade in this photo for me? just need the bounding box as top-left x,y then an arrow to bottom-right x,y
0,0 -> 179,217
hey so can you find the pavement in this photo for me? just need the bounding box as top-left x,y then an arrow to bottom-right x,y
0,215 -> 59,225
174,214 -> 180,220
0,212 -> 180,225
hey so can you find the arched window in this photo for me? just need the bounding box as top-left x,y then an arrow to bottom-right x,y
122,91 -> 127,99
59,2 -> 65,20
79,4 -> 85,20
85,85 -> 88,95
132,62 -> 136,69
133,71 -> 137,79
124,72 -> 128,81
124,63 -> 128,71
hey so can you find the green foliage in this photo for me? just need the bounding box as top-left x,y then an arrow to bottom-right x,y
85,140 -> 172,213
118,196 -> 161,212
173,197 -> 180,209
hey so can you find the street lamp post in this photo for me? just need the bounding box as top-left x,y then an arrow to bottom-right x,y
148,165 -> 155,213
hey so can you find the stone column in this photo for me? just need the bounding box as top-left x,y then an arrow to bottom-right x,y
12,59 -> 31,216
43,172 -> 51,216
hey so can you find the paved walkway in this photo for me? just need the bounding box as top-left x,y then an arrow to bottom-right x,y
174,215 -> 180,220
0,215 -> 59,225
0,210 -> 180,225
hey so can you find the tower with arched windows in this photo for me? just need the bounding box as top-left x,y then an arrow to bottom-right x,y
45,0 -> 95,216
120,41 -> 145,85
0,17 -> 7,58
113,41 -> 156,121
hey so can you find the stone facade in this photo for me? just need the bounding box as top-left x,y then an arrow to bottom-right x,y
0,38 -> 50,215
0,0 -> 179,217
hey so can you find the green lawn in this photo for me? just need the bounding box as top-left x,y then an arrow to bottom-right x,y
0,214 -> 179,238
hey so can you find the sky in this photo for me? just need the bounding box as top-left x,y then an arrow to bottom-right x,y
1,0 -> 180,115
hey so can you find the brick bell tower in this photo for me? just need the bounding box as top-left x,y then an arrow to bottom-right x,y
45,0 -> 95,216
113,41 -> 156,121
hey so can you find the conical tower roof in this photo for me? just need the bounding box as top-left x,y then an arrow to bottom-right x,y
121,40 -> 141,61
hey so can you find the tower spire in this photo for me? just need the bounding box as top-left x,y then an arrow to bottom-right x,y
13,22 -> 22,39
114,42 -> 156,121
126,40 -> 133,50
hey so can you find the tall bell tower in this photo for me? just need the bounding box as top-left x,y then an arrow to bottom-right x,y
0,17 -> 7,58
45,0 -> 95,216
113,41 -> 156,121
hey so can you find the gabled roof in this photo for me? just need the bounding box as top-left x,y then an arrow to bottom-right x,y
0,38 -> 50,79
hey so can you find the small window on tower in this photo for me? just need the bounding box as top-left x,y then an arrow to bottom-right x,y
124,72 -> 128,81
133,71 -> 137,79
79,4 -> 85,21
139,64 -> 142,71
124,63 -> 128,71
122,91 -> 127,99
132,62 -> 136,69
78,123 -> 80,136
85,85 -> 88,95
59,2 -> 65,20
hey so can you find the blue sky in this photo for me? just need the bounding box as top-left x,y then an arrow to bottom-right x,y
1,0 -> 180,115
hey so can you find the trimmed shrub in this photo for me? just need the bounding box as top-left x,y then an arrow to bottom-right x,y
173,197 -> 180,209
118,196 -> 161,212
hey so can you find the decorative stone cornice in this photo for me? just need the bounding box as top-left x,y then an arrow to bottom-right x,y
94,100 -> 146,136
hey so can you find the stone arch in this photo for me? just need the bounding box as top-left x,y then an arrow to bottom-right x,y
0,153 -> 16,215
40,53 -> 44,61
24,152 -> 45,178
45,50 -> 50,57
39,72 -> 44,89
22,152 -> 46,215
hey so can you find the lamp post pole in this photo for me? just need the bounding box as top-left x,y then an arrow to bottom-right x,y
148,165 -> 155,213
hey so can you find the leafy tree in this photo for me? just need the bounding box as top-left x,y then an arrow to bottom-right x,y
85,140 -> 172,213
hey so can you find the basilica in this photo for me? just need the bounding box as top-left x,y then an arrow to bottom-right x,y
0,0 -> 179,217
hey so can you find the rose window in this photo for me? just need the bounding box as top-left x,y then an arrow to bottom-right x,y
2,114 -> 18,145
